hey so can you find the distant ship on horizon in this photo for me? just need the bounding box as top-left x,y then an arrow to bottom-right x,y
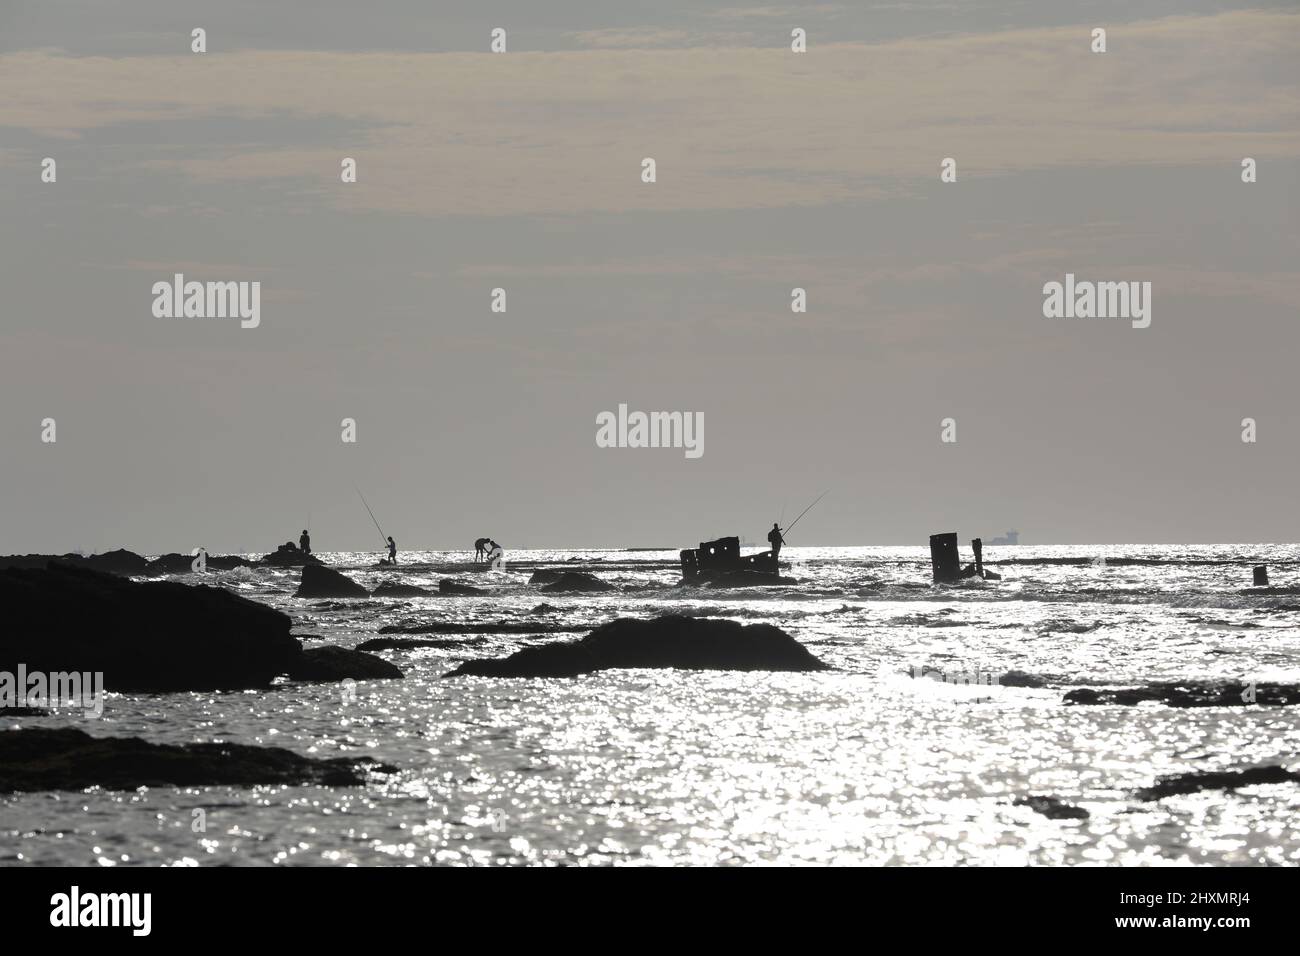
987,529 -> 1020,546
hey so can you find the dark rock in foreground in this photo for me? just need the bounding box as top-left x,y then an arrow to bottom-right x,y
371,581 -> 434,597
285,645 -> 403,681
1,565 -> 406,691
1064,682 -> 1300,707
295,564 -> 369,598
1014,795 -> 1089,819
0,727 -> 395,792
1,563 -> 302,691
439,579 -> 487,596
1134,765 -> 1300,801
444,615 -> 828,678
539,571 -> 614,594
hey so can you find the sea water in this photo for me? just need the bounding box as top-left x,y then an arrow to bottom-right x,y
2,544 -> 1298,866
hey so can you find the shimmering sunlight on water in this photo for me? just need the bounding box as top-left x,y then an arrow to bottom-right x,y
3,544 -> 1298,865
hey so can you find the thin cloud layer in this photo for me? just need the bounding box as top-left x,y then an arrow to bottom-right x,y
2,12 -> 1297,217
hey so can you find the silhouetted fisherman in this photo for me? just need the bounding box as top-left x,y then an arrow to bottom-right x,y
768,523 -> 785,560
387,536 -> 397,564
299,529 -> 311,554
475,537 -> 492,563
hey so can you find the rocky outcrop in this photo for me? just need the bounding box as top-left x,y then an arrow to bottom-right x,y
439,579 -> 487,596
538,571 -> 614,594
528,569 -> 566,585
294,565 -> 369,598
260,545 -> 323,568
0,549 -> 150,576
143,553 -> 256,576
1064,682 -> 1300,707
284,646 -> 403,682
371,581 -> 434,597
444,615 -> 828,678
0,727 -> 395,792
1134,765 -> 1300,801
0,563 -> 302,691
0,564 -> 405,692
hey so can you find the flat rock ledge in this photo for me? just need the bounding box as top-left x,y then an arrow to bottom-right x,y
538,571 -> 614,593
1134,765 -> 1300,801
443,614 -> 828,678
1064,681 -> 1300,707
0,727 -> 396,792
285,646 -> 403,681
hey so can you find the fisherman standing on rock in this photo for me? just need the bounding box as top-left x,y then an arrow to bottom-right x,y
299,529 -> 311,554
768,523 -> 785,560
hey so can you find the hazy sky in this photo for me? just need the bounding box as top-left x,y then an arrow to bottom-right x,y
2,1 -> 1298,553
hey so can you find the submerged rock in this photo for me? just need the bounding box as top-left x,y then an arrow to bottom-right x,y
0,706 -> 50,718
444,615 -> 828,678
0,727 -> 395,792
0,563 -> 301,691
701,570 -> 797,588
528,569 -> 566,585
1064,682 -> 1300,707
1014,795 -> 1089,820
371,581 -> 434,598
377,621 -> 583,635
294,564 -> 369,599
439,579 -> 487,596
1134,765 -> 1300,801
538,571 -> 614,594
358,637 -> 487,651
284,646 -> 403,681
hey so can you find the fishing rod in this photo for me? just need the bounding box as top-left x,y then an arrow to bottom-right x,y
782,490 -> 827,540
353,484 -> 388,546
